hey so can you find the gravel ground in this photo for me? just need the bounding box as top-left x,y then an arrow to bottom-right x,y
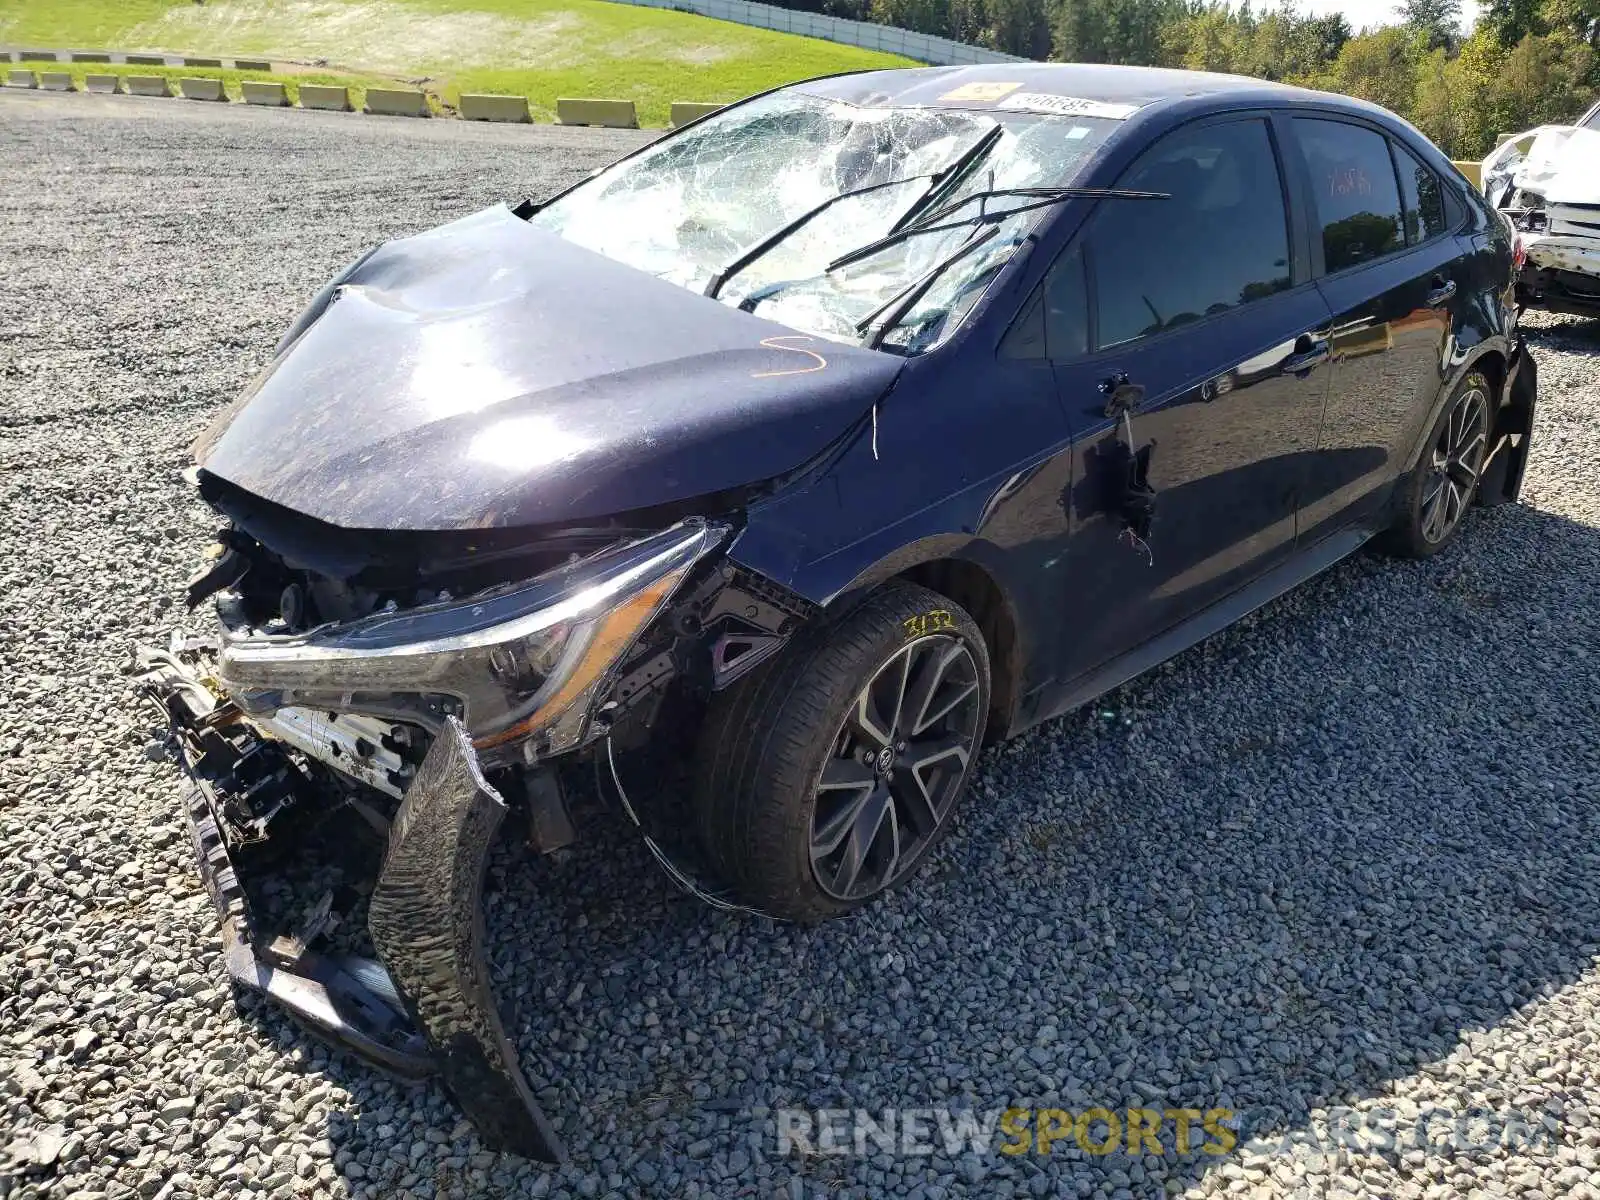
3,89 -> 1600,1200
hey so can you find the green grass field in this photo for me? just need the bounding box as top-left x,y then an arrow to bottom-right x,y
0,0 -> 918,125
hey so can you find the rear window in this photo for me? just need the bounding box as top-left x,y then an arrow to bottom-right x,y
1292,117 -> 1405,273
1394,144 -> 1448,244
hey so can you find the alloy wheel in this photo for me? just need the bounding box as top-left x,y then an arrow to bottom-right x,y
809,635 -> 983,901
1420,386 -> 1489,545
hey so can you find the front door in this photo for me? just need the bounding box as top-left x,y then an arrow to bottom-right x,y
1041,113 -> 1336,683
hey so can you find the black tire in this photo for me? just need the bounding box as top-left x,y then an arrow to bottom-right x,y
693,582 -> 991,922
1381,369 -> 1493,559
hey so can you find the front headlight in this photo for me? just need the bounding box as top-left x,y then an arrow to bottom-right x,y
216,519 -> 725,761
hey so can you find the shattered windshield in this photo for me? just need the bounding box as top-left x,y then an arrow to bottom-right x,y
531,92 -> 1120,354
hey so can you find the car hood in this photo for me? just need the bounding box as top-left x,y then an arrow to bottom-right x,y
195,205 -> 903,531
1483,125 -> 1600,206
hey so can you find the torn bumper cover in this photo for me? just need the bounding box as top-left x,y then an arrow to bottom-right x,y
137,521 -> 733,1160
367,718 -> 565,1160
142,652 -> 567,1160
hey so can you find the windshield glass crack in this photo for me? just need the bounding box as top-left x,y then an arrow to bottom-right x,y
532,92 -> 1122,354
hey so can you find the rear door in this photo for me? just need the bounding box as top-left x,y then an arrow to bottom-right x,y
1284,115 -> 1465,542
1042,112 -> 1336,682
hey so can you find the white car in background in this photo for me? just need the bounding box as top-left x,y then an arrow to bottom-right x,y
1484,98 -> 1600,317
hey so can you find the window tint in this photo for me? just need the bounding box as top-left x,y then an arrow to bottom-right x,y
1394,144 -> 1448,244
1089,118 -> 1291,349
1000,245 -> 1088,361
1044,244 -> 1089,359
1292,117 -> 1405,272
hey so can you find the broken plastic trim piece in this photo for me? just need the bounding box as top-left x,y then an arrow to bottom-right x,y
138,650 -> 434,1077
141,647 -> 564,1158
368,718 -> 568,1162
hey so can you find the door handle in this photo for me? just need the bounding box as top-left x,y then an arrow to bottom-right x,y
1427,277 -> 1457,307
1280,334 -> 1330,377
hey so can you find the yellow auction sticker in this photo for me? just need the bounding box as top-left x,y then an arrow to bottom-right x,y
938,81 -> 1023,103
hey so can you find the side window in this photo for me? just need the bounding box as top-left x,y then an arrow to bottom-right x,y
999,244 -> 1087,361
1291,117 -> 1405,272
1393,143 -> 1448,244
1088,118 -> 1291,350
1044,244 -> 1088,360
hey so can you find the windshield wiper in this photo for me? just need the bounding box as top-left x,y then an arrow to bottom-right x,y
704,175 -> 932,300
703,123 -> 1005,302
827,187 -> 1167,274
738,184 -> 1167,322
885,123 -> 1004,235
857,225 -> 1001,350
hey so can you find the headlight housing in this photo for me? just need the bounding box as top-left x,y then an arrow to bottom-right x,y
216,520 -> 725,763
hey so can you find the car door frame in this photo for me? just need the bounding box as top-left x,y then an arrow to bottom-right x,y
1274,106 -> 1478,541
1033,106 -> 1339,683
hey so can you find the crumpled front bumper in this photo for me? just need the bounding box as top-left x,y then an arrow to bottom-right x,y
1516,232 -> 1600,316
138,647 -> 567,1162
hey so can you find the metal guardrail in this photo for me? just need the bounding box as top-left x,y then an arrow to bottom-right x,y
614,0 -> 1025,64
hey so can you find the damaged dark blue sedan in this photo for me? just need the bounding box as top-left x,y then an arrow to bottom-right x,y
141,63 -> 1537,1159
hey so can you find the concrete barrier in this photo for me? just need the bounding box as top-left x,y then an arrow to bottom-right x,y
299,84 -> 352,111
84,74 -> 121,94
38,71 -> 74,91
125,55 -> 168,66
233,58 -> 272,71
183,56 -> 223,68
6,69 -> 36,88
459,93 -> 530,122
1451,160 -> 1483,189
241,80 -> 289,106
180,77 -> 226,101
670,101 -> 722,126
71,52 -> 112,63
126,75 -> 176,98
556,97 -> 639,128
365,87 -> 430,117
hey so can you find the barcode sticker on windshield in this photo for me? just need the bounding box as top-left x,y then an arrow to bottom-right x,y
997,93 -> 1141,120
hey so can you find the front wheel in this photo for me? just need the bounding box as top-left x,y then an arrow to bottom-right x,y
693,582 -> 990,922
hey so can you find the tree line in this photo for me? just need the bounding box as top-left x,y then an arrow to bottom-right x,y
795,0 -> 1600,159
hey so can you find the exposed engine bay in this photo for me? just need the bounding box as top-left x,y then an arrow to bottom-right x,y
139,494 -> 819,1160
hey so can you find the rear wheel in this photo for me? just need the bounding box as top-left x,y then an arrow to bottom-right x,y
693,582 -> 990,921
1382,370 -> 1492,558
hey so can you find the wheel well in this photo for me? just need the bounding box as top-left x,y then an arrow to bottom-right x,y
1474,350 -> 1506,416
896,558 -> 1021,742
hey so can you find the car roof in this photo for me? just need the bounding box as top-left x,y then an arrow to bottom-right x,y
795,63 -> 1317,116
